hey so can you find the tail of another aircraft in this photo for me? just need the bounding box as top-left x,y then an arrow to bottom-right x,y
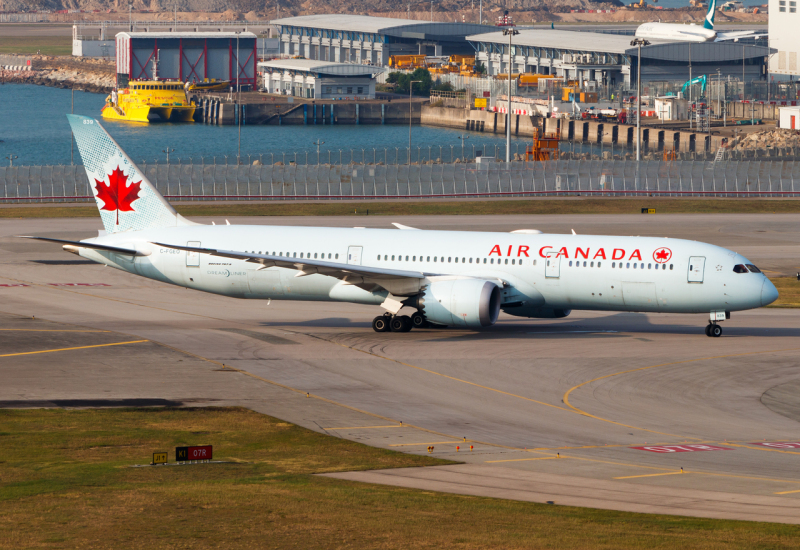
67,114 -> 195,234
703,0 -> 716,30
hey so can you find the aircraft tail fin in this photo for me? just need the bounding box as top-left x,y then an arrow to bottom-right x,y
703,0 -> 716,30
67,114 -> 195,234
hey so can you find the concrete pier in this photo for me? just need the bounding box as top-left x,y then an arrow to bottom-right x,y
421,105 -> 726,152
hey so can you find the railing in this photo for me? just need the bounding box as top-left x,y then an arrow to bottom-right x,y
1,160 -> 797,203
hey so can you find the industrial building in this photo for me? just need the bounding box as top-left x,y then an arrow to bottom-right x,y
467,29 -> 771,88
271,15 -> 492,66
769,0 -> 799,77
115,31 -> 257,89
258,59 -> 385,99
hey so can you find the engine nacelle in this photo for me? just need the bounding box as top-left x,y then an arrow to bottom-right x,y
409,279 -> 501,328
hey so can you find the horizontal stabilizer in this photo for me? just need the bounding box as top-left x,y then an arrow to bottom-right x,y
18,236 -> 143,256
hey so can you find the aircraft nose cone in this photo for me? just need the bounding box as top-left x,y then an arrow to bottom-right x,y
761,279 -> 779,306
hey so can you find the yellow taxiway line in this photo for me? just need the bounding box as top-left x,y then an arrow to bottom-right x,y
0,340 -> 148,358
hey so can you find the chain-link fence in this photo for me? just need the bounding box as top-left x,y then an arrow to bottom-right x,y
1,159 -> 798,202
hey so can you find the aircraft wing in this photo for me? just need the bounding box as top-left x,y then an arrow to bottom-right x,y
714,31 -> 764,42
153,241 -> 428,295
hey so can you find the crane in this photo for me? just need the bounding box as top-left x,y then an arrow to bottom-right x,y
681,74 -> 707,96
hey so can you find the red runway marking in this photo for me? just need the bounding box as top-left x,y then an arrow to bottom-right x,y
48,283 -> 111,287
0,284 -> 30,287
631,444 -> 733,453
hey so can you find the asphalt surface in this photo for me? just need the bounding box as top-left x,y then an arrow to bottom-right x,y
2,213 -> 800,523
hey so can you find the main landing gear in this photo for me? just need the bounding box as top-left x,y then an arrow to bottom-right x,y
372,312 -> 413,332
705,323 -> 722,338
372,311 -> 430,332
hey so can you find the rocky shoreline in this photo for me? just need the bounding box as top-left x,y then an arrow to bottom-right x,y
0,68 -> 113,94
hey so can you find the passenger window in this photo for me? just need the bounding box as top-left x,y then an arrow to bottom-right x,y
413,256 -> 416,261
590,261 -> 594,267
583,261 -> 587,267
641,263 -> 645,269
377,255 -> 381,260
448,257 -> 452,263
405,256 -> 409,261
484,258 -> 487,264
335,254 -> 339,259
512,259 -> 515,265
384,255 -> 388,260
746,264 -> 761,273
633,263 -> 636,269
504,259 -> 508,265
669,264 -> 673,270
462,258 -> 465,263
598,262 -> 601,267
434,257 -> 437,262
469,258 -> 473,263
647,263 -> 651,269
533,260 -> 537,266
569,261 -> 573,266
391,255 -> 395,261
314,253 -> 318,259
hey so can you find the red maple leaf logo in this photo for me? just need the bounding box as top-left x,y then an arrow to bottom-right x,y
94,166 -> 141,225
653,248 -> 672,263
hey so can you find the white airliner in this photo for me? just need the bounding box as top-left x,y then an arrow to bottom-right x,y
23,115 -> 778,337
635,0 -> 764,43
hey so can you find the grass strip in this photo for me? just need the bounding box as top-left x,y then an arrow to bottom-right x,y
1,407 -> 799,549
768,278 -> 800,308
0,34 -> 72,56
2,198 -> 800,219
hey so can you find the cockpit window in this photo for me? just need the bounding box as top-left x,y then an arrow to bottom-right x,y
733,264 -> 748,274
745,264 -> 762,273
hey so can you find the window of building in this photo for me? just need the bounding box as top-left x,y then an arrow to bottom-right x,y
357,87 -> 364,94
780,0 -> 786,10
347,87 -> 353,93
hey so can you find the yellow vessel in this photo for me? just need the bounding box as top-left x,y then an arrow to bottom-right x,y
102,80 -> 196,123
187,79 -> 231,93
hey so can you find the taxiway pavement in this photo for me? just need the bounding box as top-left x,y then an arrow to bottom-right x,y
2,214 -> 800,523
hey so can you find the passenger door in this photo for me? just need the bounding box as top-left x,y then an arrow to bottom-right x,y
186,241 -> 200,267
347,246 -> 363,265
545,253 -> 560,278
688,256 -> 705,283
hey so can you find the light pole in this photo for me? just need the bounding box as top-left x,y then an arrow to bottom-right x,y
409,79 -> 422,165
458,134 -> 470,161
630,38 -> 649,163
163,147 -> 175,164
6,155 -> 18,167
503,28 -> 519,164
236,32 -> 242,165
313,140 -> 325,164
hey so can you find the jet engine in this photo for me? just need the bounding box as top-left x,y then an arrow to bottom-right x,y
407,279 -> 501,328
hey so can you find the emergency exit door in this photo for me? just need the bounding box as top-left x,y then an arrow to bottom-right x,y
545,254 -> 561,278
186,241 -> 200,267
688,256 -> 705,283
347,246 -> 363,265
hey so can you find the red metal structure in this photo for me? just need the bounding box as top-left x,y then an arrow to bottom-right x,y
115,32 -> 257,89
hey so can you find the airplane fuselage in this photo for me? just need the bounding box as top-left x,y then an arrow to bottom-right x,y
75,225 -> 774,317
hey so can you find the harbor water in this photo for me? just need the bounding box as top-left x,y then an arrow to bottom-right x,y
1,84 -> 529,166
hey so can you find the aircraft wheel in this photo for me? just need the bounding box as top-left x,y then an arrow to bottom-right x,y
705,324 -> 713,337
372,316 -> 390,332
390,315 -> 412,332
411,312 -> 428,329
711,324 -> 723,338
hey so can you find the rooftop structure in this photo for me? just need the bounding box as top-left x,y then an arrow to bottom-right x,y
272,15 -> 494,66
468,29 -> 771,88
258,59 -> 385,99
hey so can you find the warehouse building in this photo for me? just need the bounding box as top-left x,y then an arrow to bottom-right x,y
769,0 -> 799,77
115,31 -> 257,89
467,29 -> 770,88
272,15 -> 492,66
259,59 -> 385,99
